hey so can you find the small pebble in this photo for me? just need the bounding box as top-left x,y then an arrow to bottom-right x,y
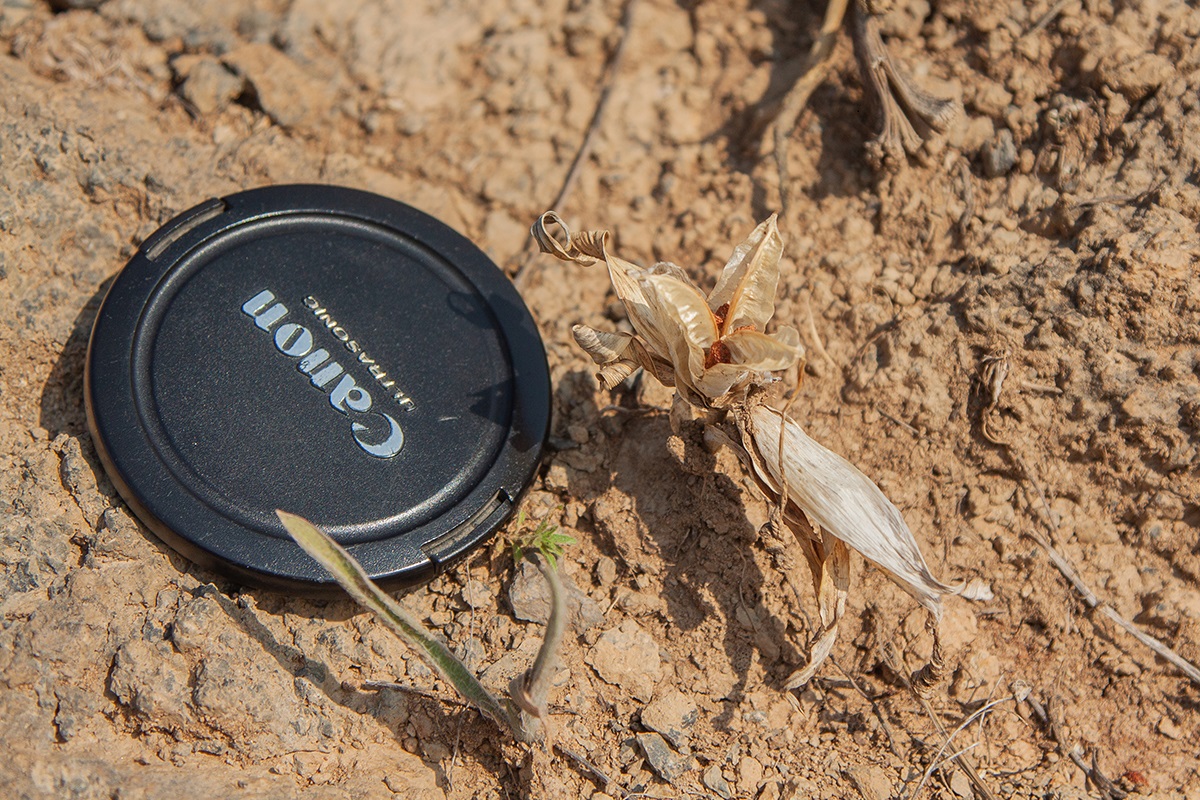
982,129 -> 1017,177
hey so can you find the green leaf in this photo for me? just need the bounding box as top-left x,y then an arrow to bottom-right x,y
511,510 -> 576,570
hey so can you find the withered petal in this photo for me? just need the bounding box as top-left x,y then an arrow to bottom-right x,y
708,215 -> 784,333
642,273 -> 719,384
596,360 -> 639,390
723,329 -> 802,373
695,363 -> 751,399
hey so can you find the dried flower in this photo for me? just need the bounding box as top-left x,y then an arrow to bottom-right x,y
535,212 -> 951,687
534,212 -> 802,407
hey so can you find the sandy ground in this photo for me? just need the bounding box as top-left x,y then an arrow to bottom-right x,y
1,0 -> 1198,797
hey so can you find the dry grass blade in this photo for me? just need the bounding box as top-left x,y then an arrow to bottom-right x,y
511,552 -> 567,722
784,538 -> 849,688
886,643 -> 1000,800
275,511 -> 529,741
908,695 -> 1014,799
772,0 -> 850,213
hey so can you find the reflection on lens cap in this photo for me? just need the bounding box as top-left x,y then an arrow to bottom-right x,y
86,185 -> 550,591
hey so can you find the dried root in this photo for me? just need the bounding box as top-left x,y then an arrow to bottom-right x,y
979,347 -> 1011,445
850,0 -> 960,166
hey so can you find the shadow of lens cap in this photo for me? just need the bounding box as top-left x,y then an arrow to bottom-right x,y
86,185 -> 550,591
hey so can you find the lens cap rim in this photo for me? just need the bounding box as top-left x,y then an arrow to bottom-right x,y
85,184 -> 550,592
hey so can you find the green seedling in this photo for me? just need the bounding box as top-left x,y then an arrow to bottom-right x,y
510,507 -> 576,570
276,509 -> 568,744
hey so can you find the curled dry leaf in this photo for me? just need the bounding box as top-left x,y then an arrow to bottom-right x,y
534,211 -> 950,687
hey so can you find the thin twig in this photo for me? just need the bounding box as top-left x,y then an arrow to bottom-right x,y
877,408 -> 922,440
773,0 -> 851,214
1021,688 -> 1128,799
908,695 -> 1014,800
886,644 -> 1000,800
803,291 -> 838,370
361,681 -> 470,708
831,657 -> 903,758
513,0 -> 639,289
1023,0 -> 1071,38
1023,523 -> 1200,686
956,158 -> 975,241
555,743 -> 630,799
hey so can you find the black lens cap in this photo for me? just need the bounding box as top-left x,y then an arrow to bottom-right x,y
86,185 -> 550,591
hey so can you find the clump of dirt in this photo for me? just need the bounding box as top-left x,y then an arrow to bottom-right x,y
1,0 -> 1197,797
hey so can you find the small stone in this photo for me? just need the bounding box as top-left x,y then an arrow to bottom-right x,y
53,686 -> 98,742
950,770 -> 973,798
108,640 -> 193,730
293,752 -> 323,778
221,43 -> 331,128
508,558 -> 604,631
702,763 -> 732,799
594,556 -> 618,588
422,740 -> 451,763
586,620 -> 661,701
176,56 -> 243,115
846,765 -> 893,800
618,590 -> 666,617
641,689 -> 698,748
636,733 -> 692,783
758,781 -> 781,800
737,756 -> 763,793
1158,716 -> 1183,740
982,129 -> 1017,177
460,579 -> 493,609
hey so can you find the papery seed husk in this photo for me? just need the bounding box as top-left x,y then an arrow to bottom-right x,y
642,273 -> 718,380
743,403 -> 949,616
708,214 -> 783,334
722,328 -> 803,372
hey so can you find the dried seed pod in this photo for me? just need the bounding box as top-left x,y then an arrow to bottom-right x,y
535,211 -> 803,408
707,213 -> 784,333
740,403 -> 950,615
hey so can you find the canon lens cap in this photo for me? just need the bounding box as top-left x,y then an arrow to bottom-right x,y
86,185 -> 550,591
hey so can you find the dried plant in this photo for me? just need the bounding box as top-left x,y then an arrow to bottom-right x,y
276,510 -> 567,743
850,0 -> 960,165
534,212 -> 951,688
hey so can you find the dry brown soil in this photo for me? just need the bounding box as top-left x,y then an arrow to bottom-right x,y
1,0 -> 1198,798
